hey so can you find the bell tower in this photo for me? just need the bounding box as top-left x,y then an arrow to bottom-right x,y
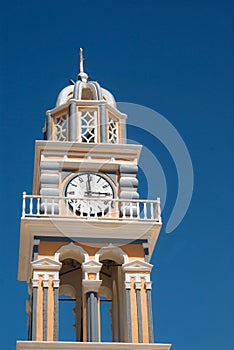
17,50 -> 171,350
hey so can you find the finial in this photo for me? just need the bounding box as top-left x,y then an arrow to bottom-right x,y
79,48 -> 84,73
78,47 -> 88,82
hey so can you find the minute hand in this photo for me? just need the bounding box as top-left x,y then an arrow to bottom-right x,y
84,191 -> 112,196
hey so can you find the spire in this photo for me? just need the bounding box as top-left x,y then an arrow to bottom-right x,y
78,47 -> 88,82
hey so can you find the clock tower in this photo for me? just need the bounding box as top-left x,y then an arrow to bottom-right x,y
17,50 -> 171,350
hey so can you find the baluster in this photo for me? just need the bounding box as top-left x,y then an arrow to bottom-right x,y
29,197 -> 33,215
108,201 -> 112,218
51,199 -> 55,216
115,200 -> 119,218
58,198 -> 61,216
130,202 -> 133,219
36,197 -> 40,215
122,202 -> 126,219
143,202 -> 147,220
22,192 -> 26,217
156,197 -> 161,221
66,200 -> 69,216
137,202 -> 140,219
44,199 -> 48,215
73,202 -> 76,217
150,202 -> 153,220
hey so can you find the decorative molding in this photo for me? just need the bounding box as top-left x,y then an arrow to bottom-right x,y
82,260 -> 102,281
31,257 -> 62,271
55,242 -> 89,263
82,279 -> 102,294
122,259 -> 153,273
95,243 -> 128,264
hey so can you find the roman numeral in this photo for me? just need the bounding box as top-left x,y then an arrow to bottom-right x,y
103,184 -> 109,188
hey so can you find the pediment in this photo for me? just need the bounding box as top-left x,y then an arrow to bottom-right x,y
122,259 -> 153,272
82,259 -> 102,273
31,257 -> 62,271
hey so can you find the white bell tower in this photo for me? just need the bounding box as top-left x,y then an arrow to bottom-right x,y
17,49 -> 172,350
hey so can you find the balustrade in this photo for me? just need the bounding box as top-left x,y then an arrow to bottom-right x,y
22,192 -> 161,222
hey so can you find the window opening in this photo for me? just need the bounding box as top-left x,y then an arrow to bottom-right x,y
80,109 -> 97,143
54,114 -> 68,141
108,117 -> 118,143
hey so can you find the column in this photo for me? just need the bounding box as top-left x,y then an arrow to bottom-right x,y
53,279 -> 60,341
99,103 -> 107,142
135,279 -> 143,343
43,279 -> 49,341
146,281 -> 154,343
119,164 -> 139,217
45,111 -> 52,140
125,280 -> 132,343
31,278 -> 38,341
82,280 -> 102,342
69,103 -> 77,141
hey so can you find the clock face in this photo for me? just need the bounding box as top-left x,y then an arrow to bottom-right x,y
64,172 -> 114,216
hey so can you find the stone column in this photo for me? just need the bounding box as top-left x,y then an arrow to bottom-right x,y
146,281 -> 154,343
31,278 -> 38,341
125,280 -> 132,343
43,279 -> 49,341
99,103 -> 107,143
53,279 -> 60,341
135,278 -> 143,343
40,161 -> 60,215
82,280 -> 102,342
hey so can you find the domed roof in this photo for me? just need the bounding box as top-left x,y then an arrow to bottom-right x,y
56,49 -> 116,108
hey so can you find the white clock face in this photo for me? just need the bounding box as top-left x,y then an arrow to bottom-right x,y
64,172 -> 114,216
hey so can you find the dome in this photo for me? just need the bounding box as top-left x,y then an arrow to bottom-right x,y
56,77 -> 116,108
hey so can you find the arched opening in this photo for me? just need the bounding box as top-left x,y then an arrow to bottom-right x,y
99,257 -> 126,342
81,87 -> 96,100
59,258 -> 83,341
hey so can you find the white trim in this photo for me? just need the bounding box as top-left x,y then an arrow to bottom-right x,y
95,243 -> 128,264
31,257 -> 62,271
55,242 -> 89,263
122,259 -> 153,273
82,260 -> 102,281
17,341 -> 172,350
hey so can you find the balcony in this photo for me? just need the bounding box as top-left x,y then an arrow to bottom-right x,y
22,192 -> 162,223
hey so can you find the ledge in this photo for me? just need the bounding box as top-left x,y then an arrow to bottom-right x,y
17,341 -> 172,350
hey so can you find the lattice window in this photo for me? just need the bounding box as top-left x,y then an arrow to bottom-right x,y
79,109 -> 97,143
108,117 -> 118,143
54,114 -> 68,141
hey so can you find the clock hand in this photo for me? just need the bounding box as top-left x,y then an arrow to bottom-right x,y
84,191 -> 112,196
86,174 -> 92,193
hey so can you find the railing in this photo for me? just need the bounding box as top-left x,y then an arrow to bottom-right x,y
22,192 -> 161,222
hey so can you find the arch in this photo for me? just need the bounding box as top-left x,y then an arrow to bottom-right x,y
95,244 -> 128,265
55,243 -> 89,264
59,284 -> 76,299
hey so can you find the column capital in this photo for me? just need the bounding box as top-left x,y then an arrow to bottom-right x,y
125,281 -> 131,289
43,279 -> 49,288
145,281 -> 153,290
32,279 -> 39,288
82,279 -> 102,294
53,279 -> 60,288
135,281 -> 142,290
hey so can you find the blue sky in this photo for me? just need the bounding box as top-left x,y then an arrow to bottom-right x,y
1,1 -> 233,349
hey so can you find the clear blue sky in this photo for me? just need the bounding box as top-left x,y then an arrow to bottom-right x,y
1,1 -> 233,349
